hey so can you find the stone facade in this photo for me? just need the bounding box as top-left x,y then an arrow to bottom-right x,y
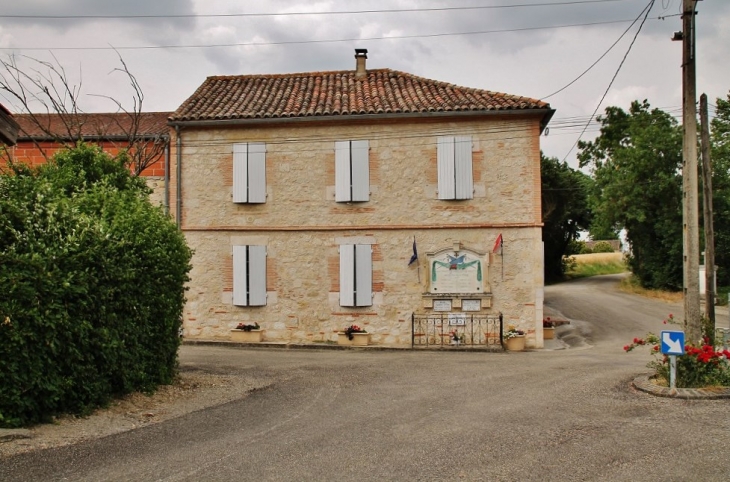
175,114 -> 548,347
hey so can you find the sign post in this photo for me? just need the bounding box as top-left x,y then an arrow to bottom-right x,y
660,330 -> 686,393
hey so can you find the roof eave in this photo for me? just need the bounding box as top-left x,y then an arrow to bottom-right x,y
169,108 -> 555,129
15,133 -> 171,143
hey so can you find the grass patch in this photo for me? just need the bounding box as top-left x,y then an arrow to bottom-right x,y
618,275 -> 683,303
564,252 -> 627,280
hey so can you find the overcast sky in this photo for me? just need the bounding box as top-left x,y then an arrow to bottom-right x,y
1,0 -> 728,167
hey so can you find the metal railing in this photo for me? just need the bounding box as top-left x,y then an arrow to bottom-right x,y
411,312 -> 503,349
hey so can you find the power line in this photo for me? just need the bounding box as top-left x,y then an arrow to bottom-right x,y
561,0 -> 656,162
1,18 -> 658,52
539,8 -> 647,100
0,1 -> 628,20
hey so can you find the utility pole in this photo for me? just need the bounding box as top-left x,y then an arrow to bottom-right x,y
680,0 -> 701,343
700,93 -> 715,335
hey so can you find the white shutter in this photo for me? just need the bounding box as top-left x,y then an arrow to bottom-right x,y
248,245 -> 267,306
335,141 -> 351,202
355,245 -> 373,307
437,136 -> 455,200
247,143 -> 267,203
232,143 -> 248,203
232,246 -> 248,306
339,244 -> 355,306
454,136 -> 473,199
350,140 -> 370,202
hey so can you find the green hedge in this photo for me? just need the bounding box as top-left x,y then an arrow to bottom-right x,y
0,145 -> 191,427
591,241 -> 615,253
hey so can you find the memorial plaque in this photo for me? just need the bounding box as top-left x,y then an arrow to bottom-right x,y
433,299 -> 452,312
448,313 -> 466,326
462,299 -> 481,312
429,248 -> 485,294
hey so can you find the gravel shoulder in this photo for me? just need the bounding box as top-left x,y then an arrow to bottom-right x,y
0,368 -> 270,458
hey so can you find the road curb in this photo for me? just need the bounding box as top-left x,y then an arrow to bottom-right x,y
182,339 -> 505,353
0,429 -> 32,441
632,374 -> 730,399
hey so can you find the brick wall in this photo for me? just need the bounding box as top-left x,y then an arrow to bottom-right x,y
7,140 -> 167,204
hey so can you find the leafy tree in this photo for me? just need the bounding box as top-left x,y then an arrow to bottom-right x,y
710,92 -> 730,287
541,153 -> 592,282
578,100 -> 683,290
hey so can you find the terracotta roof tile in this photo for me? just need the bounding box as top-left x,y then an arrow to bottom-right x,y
14,112 -> 171,140
170,69 -> 549,122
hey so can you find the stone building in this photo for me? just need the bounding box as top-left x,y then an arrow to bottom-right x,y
8,112 -> 171,206
170,50 -> 554,348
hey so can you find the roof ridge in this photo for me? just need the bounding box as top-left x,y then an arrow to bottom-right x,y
206,68 -> 393,81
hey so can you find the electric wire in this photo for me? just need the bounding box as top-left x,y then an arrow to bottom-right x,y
539,10 -> 647,100
561,0 -> 655,162
1,18 -> 666,52
0,1 -> 628,20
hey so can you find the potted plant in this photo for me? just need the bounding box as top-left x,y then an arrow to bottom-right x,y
230,322 -> 263,343
449,330 -> 464,346
543,317 -> 556,340
503,325 -> 526,351
338,324 -> 369,346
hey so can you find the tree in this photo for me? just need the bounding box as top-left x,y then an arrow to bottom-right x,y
578,100 -> 683,290
0,53 -> 166,175
710,91 -> 730,287
541,153 -> 592,282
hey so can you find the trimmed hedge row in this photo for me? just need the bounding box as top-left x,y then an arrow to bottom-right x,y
0,145 -> 192,427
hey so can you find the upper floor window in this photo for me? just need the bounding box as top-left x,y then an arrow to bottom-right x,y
335,140 -> 370,202
233,142 -> 267,203
437,136 -> 473,200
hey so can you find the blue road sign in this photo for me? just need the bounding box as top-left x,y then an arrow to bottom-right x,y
660,330 -> 685,355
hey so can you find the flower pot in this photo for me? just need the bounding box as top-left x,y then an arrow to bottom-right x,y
543,327 -> 555,340
230,329 -> 263,343
504,335 -> 526,351
337,333 -> 353,346
351,332 -> 370,346
338,332 -> 369,346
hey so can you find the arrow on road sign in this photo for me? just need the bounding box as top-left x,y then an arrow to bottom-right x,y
662,333 -> 682,353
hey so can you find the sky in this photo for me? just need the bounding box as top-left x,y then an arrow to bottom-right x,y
1,0 -> 728,168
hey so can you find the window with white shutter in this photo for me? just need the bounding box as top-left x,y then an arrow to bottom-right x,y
233,142 -> 267,203
437,136 -> 473,200
339,244 -> 373,307
233,245 -> 267,306
335,140 -> 369,202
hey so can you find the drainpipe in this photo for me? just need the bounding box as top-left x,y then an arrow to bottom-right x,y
175,126 -> 182,229
163,140 -> 170,215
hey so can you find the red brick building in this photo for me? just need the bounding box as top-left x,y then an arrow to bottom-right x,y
6,112 -> 171,205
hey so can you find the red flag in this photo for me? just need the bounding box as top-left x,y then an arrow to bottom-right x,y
492,233 -> 503,253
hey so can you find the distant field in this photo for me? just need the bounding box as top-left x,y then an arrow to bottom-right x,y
565,252 -> 626,279
571,252 -> 624,265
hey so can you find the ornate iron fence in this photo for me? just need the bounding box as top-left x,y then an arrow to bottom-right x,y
411,312 -> 503,348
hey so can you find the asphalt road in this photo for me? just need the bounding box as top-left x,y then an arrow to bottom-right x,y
3,275 -> 730,481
